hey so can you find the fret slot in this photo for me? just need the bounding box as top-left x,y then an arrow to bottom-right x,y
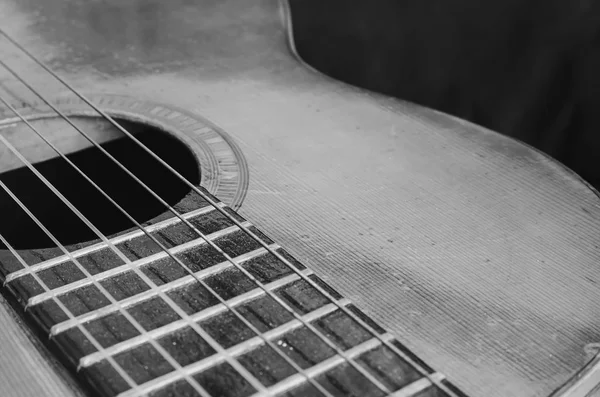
127,297 -> 182,332
213,229 -> 266,258
158,326 -> 216,367
101,271 -> 150,301
312,309 -> 373,351
84,312 -> 142,349
274,326 -> 337,369
147,379 -> 200,397
355,345 -> 423,392
165,276 -> 224,317
113,343 -> 175,385
38,260 -> 86,289
59,284 -> 112,316
243,251 -> 298,283
266,336 -> 392,396
142,257 -> 190,286
192,362 -> 257,397
200,309 -> 257,349
80,360 -> 131,397
235,294 -> 295,333
277,382 -> 325,397
314,361 -> 387,397
274,279 -> 331,315
204,267 -> 258,300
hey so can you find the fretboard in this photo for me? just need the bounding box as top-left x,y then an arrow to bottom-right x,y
0,187 -> 469,397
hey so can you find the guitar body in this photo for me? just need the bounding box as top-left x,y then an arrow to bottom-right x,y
0,1 -> 599,397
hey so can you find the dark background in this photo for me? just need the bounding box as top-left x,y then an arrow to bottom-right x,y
289,0 -> 600,191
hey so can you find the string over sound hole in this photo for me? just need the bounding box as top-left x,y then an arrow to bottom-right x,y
0,116 -> 200,250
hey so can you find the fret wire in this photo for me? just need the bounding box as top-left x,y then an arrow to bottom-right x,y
125,332 -> 393,397
80,275 -> 322,367
387,373 -> 446,397
266,335 -> 392,396
112,271 -> 347,397
0,185 -> 140,393
27,224 -> 251,307
82,292 -> 346,372
0,94 -> 334,397
0,102 -> 267,396
0,29 -> 459,396
5,207 -> 229,285
72,270 -> 307,365
51,247 -> 278,336
4,203 -> 220,282
226,299 -> 349,357
0,75 -> 352,397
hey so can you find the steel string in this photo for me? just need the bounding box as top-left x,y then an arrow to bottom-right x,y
0,27 -> 457,396
0,94 -> 337,396
0,47 -> 394,396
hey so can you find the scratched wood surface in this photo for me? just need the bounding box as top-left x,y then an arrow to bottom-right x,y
0,1 -> 599,397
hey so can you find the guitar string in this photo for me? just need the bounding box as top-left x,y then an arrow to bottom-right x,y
0,95 -> 336,397
0,28 -> 457,396
0,88 -> 371,397
0,109 -> 258,397
0,28 -> 450,397
0,49 -> 394,396
0,91 -> 340,396
0,142 -> 214,397
0,197 -> 141,395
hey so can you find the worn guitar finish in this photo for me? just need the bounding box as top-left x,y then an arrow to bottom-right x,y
0,1 -> 599,397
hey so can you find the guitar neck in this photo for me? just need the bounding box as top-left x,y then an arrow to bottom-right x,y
2,185 -> 469,397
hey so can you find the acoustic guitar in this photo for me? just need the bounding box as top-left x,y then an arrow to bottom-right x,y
0,1 -> 598,397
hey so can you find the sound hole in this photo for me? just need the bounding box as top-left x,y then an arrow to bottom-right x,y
0,116 -> 200,250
